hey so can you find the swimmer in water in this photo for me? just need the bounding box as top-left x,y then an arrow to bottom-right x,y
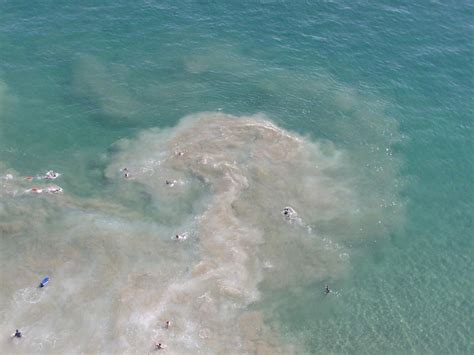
283,207 -> 294,215
325,284 -> 331,295
47,186 -> 63,193
122,168 -> 129,178
45,170 -> 59,180
282,207 -> 294,219
12,329 -> 22,338
165,320 -> 171,329
155,342 -> 166,350
175,234 -> 187,240
165,179 -> 176,187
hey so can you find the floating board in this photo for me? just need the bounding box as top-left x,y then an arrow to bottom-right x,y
39,276 -> 49,288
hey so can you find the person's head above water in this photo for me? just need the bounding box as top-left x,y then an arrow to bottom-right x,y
155,342 -> 166,349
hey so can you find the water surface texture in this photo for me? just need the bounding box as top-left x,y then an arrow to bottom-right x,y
0,1 -> 472,354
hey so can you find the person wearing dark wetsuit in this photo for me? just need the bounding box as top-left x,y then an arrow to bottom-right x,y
13,329 -> 22,338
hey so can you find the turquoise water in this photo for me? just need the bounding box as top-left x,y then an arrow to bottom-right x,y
0,1 -> 472,353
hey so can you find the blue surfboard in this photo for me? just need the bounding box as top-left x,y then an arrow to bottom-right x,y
39,276 -> 49,288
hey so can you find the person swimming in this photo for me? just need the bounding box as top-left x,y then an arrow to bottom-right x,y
325,284 -> 331,295
47,185 -> 63,194
165,179 -> 177,187
155,342 -> 166,350
175,234 -> 187,240
44,170 -> 59,180
122,168 -> 130,178
165,320 -> 171,329
282,206 -> 296,220
12,329 -> 22,338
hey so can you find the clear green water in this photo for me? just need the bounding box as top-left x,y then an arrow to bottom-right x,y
0,1 -> 472,354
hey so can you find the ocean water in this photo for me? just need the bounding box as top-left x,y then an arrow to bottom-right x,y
0,1 -> 472,354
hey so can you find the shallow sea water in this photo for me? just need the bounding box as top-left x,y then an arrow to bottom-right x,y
0,1 -> 472,354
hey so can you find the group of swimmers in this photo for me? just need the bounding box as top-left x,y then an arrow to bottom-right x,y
10,158 -> 333,347
23,170 -> 60,182
11,320 -> 173,348
154,286 -> 331,350
122,167 -> 178,187
23,170 -> 62,194
282,209 -> 333,296
154,320 -> 171,350
122,167 -> 181,350
121,148 -> 184,184
11,277 -> 50,340
27,185 -> 63,194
